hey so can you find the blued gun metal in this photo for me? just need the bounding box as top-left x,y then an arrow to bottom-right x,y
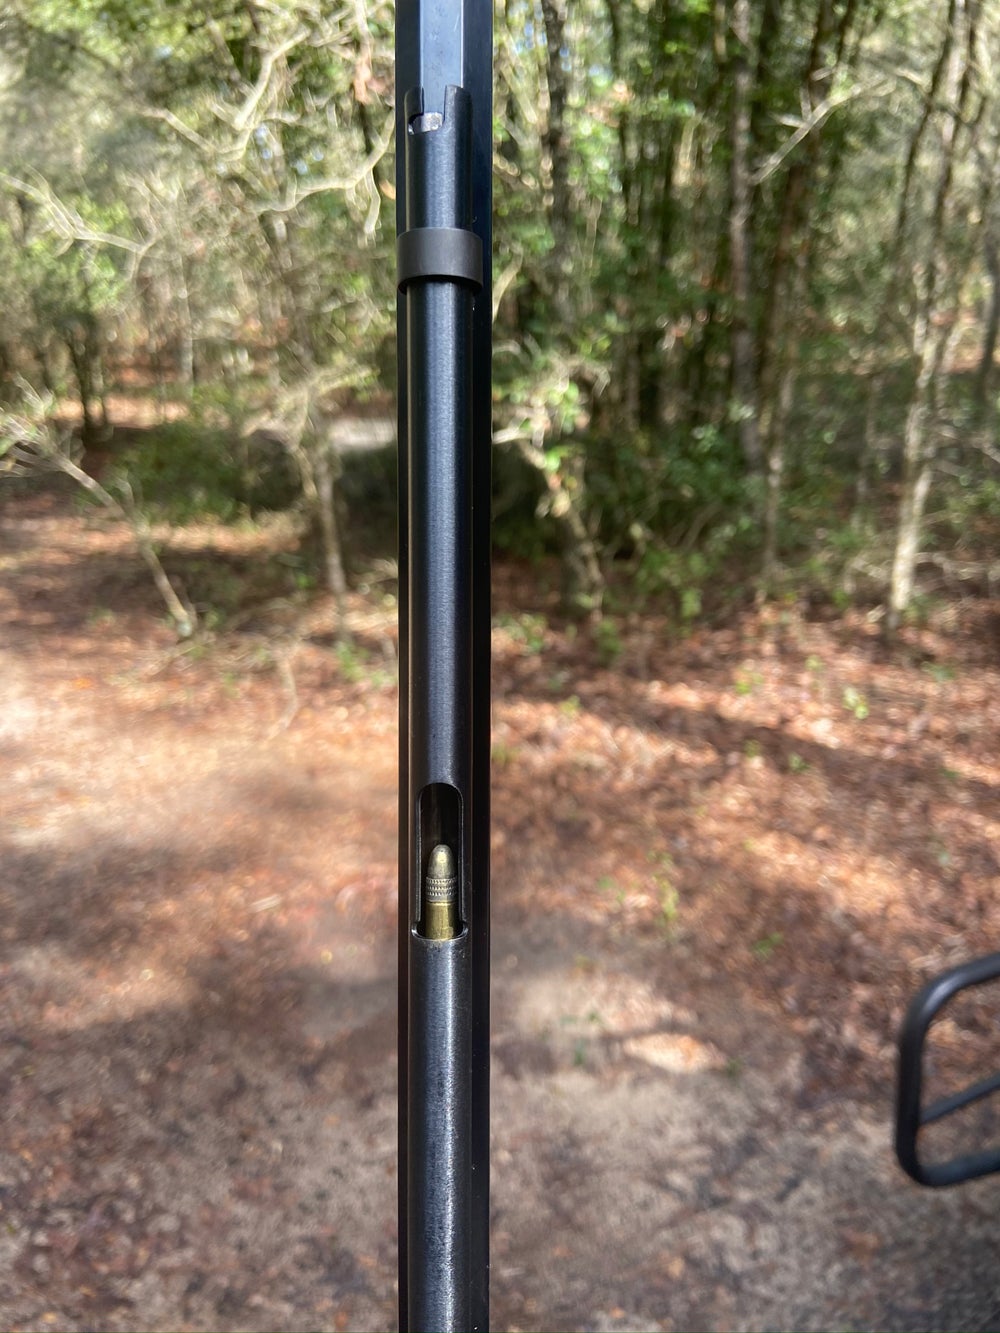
395,3 -> 492,1331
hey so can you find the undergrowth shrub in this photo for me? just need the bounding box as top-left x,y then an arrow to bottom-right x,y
117,420 -> 297,521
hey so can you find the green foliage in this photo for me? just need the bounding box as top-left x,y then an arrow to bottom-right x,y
752,932 -> 784,962
495,611 -> 548,655
335,640 -> 367,685
333,640 -> 395,689
593,423 -> 751,557
117,424 -> 244,523
593,619 -> 623,666
3,0 -> 999,634
842,686 -> 869,721
922,661 -> 956,684
649,852 -> 681,939
935,468 -> 1000,550
340,444 -> 397,559
490,741 -> 520,767
583,420 -> 760,619
734,671 -> 764,697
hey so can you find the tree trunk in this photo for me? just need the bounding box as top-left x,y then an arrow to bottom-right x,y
65,328 -> 99,449
886,0 -> 976,636
887,363 -> 935,633
283,406 -> 351,637
313,439 -> 349,621
174,254 -> 196,394
32,341 -> 56,396
558,473 -> 604,615
755,0 -> 845,589
728,0 -> 762,472
539,0 -> 574,329
762,338 -> 799,582
501,429 -> 605,614
975,232 -> 1000,404
852,371 -> 879,521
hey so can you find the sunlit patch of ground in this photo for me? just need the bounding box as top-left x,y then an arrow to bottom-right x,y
2,489 -> 999,1331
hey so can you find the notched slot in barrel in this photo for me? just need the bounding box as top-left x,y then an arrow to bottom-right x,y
415,783 -> 463,937
409,111 -> 443,134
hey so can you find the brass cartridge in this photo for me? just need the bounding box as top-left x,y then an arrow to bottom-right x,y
423,843 -> 459,940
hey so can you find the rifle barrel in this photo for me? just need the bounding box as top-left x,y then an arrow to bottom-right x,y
396,3 -> 492,1330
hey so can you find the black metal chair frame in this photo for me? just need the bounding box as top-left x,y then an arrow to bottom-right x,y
896,951 -> 1000,1187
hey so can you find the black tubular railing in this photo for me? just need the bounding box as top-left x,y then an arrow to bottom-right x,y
395,3 -> 492,1330
896,951 -> 1000,1188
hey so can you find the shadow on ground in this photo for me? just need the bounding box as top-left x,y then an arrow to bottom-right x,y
2,491 -> 999,1331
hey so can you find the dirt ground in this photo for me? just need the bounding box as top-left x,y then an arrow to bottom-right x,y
2,486 -> 1000,1332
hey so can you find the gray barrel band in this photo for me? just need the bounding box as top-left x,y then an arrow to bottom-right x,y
397,226 -> 483,291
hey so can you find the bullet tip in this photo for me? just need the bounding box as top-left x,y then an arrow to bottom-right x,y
428,843 -> 456,879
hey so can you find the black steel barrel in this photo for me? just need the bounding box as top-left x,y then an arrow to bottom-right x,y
395,4 -> 492,1330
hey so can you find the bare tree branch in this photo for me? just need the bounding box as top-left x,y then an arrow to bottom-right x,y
1,395 -> 195,638
259,109 -> 394,215
751,81 -> 886,187
0,171 -> 148,255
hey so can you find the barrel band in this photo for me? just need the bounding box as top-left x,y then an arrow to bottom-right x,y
397,226 -> 483,291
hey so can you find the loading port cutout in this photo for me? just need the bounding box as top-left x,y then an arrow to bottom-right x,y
416,784 -> 463,938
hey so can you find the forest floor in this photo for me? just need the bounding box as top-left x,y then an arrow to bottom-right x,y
2,484 -> 1000,1332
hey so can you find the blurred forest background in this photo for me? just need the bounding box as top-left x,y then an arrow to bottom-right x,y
1,0 -> 998,629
